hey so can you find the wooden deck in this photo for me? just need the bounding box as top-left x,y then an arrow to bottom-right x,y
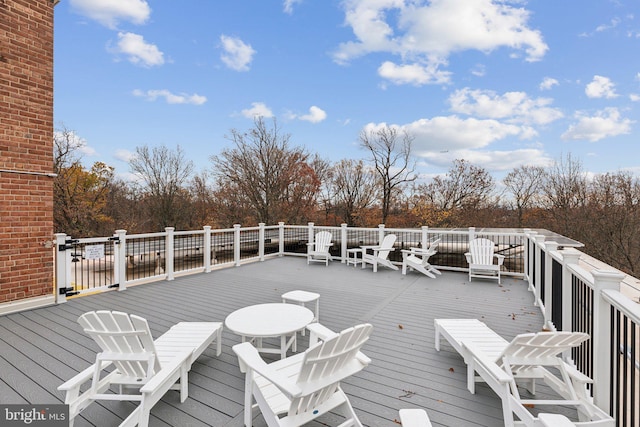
0,256 -> 575,426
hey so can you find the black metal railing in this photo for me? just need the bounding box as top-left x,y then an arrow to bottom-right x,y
572,275 -> 594,393
611,308 -> 639,427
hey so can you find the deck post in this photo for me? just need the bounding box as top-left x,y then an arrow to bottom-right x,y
591,269 -> 624,411
560,249 -> 581,335
259,223 -> 265,261
543,241 -> 558,329
525,230 -> 538,291
54,233 -> 69,303
234,224 -> 241,266
278,222 -> 285,256
533,234 -> 545,307
165,227 -> 174,280
341,223 -> 348,263
468,226 -> 475,241
115,229 -> 127,290
378,224 -> 385,245
421,226 -> 429,249
203,226 -> 212,272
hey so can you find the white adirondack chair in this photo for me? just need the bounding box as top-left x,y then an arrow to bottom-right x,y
465,238 -> 505,284
58,310 -> 223,427
399,409 -> 433,427
434,319 -> 615,427
361,234 -> 398,272
401,239 -> 441,278
307,231 -> 333,266
233,323 -> 373,427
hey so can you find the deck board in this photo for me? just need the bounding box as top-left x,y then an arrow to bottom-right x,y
0,255 -> 570,426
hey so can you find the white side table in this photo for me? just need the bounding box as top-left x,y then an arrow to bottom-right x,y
346,248 -> 363,267
282,290 -> 320,336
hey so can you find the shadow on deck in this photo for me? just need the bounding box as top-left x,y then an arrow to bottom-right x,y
0,256 -> 559,426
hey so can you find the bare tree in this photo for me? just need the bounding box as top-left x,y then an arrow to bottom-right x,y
210,117 -> 319,225
359,125 -> 416,223
53,125 -> 114,236
411,159 -> 495,227
129,145 -> 194,230
542,153 -> 588,236
503,165 -> 545,227
581,172 -> 640,276
331,159 -> 378,226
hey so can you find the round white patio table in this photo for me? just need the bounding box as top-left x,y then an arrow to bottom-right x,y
225,303 -> 314,359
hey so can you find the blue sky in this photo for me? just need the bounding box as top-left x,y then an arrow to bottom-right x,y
54,0 -> 640,182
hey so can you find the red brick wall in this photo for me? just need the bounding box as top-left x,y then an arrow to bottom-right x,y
0,0 -> 55,303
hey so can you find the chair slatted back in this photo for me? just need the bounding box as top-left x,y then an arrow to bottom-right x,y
377,234 -> 397,261
469,238 -> 496,265
499,332 -> 589,374
289,323 -> 373,416
314,231 -> 332,253
79,310 -> 161,379
421,239 -> 440,266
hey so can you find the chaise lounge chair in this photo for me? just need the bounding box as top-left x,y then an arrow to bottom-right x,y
58,310 -> 223,427
434,318 -> 614,427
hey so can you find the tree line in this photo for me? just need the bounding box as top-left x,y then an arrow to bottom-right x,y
54,118 -> 640,277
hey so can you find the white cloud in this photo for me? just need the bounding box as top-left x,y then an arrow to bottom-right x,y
539,77 -> 559,90
585,75 -> 618,99
422,148 -> 552,171
448,88 -> 563,125
334,0 -> 548,85
630,94 -> 640,102
241,102 -> 274,119
562,108 -> 633,142
111,32 -> 164,67
220,35 -> 256,72
132,89 -> 207,105
298,106 -> 327,123
114,149 -> 135,162
596,17 -> 620,33
378,60 -> 452,85
70,0 -> 151,29
363,116 -> 526,154
283,0 -> 303,14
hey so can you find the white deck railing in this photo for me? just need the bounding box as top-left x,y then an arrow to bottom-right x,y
52,223 -> 640,426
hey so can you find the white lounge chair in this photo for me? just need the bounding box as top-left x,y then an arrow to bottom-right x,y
361,234 -> 398,272
434,319 -> 614,427
233,323 -> 373,427
59,310 -> 223,427
465,238 -> 505,284
307,231 -> 333,266
399,408 -> 433,427
401,239 -> 441,278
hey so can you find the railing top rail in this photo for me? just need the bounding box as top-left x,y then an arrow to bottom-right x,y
174,229 -> 204,236
603,289 -> 640,325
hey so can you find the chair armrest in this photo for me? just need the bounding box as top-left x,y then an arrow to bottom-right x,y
233,342 -> 302,398
494,254 -> 505,266
399,409 -> 432,427
58,363 -> 101,392
140,350 -> 191,405
464,252 -> 472,263
462,342 -> 513,384
306,322 -> 338,346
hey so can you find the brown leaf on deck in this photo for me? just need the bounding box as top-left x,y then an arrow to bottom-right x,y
523,403 -> 535,408
398,324 -> 404,329
393,418 -> 402,424
449,367 -> 455,373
